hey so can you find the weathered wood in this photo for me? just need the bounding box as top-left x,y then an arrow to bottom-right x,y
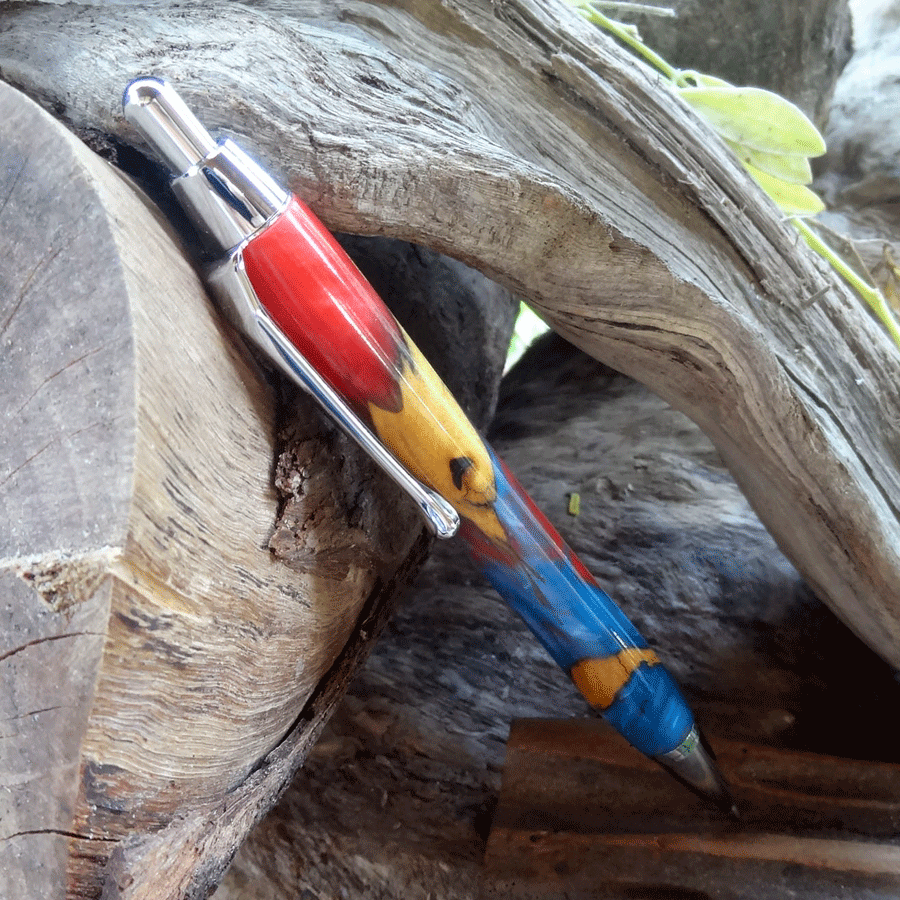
480,718 -> 900,900
214,336 -> 900,899
2,0 -> 897,676
0,82 -> 430,900
99,531 -> 431,900
0,71 -> 519,897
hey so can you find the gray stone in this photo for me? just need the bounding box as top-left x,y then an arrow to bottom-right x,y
824,1 -> 900,203
618,0 -> 852,123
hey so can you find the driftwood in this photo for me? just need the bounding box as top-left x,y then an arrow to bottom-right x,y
4,0 -> 900,897
0,81 -> 424,899
0,82 -> 514,898
2,0 -> 898,673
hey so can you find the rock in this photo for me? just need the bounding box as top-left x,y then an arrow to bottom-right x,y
619,0 -> 852,123
823,1 -> 900,204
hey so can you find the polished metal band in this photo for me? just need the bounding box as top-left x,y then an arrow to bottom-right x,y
207,253 -> 461,540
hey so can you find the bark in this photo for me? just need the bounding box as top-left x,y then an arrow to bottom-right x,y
3,0 -> 899,897
0,80 -> 513,899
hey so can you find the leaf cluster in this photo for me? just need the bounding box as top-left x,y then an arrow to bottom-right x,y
566,0 -> 900,352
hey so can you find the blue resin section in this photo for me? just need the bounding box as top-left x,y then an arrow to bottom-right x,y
467,448 -> 693,757
602,661 -> 693,756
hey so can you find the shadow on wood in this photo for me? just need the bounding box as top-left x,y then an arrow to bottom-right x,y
481,719 -> 900,900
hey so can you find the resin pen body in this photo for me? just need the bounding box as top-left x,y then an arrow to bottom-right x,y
123,77 -> 735,814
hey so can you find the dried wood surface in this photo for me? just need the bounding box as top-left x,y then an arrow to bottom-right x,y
215,335 -> 900,899
4,1 -> 900,898
2,0 -> 898,675
481,719 -> 900,899
0,82 -> 466,900
98,538 -> 432,900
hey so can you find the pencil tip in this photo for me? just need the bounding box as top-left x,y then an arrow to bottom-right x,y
654,725 -> 737,816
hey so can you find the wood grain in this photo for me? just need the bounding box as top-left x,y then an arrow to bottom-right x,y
0,81 -> 426,899
481,719 -> 900,900
1,0 -> 897,675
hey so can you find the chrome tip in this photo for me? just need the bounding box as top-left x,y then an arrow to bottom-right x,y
122,76 -> 217,176
655,725 -> 738,817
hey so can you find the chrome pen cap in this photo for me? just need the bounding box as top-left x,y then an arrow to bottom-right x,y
121,77 -> 460,540
123,77 -> 288,254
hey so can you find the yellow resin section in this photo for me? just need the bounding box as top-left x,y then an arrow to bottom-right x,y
367,337 -> 506,543
570,648 -> 661,710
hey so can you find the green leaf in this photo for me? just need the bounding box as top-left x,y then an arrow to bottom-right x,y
676,70 -> 730,89
724,140 -> 813,185
505,303 -> 551,373
742,162 -> 825,216
678,86 -> 826,157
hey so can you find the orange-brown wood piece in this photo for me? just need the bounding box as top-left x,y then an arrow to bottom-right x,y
480,719 -> 900,900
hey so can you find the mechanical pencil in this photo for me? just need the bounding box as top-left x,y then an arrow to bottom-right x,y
122,77 -> 735,814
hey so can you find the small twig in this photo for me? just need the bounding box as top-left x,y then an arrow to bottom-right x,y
591,1 -> 676,15
794,218 -> 900,351
799,285 -> 830,309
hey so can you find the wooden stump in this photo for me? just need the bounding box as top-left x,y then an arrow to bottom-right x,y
0,81 -> 432,900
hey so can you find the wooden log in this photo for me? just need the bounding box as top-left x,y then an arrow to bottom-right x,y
480,719 -> 900,900
2,0 -> 898,678
0,81 -> 435,900
214,335 -> 900,899
99,543 -> 430,900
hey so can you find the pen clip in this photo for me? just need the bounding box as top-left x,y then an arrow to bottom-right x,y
123,77 -> 458,539
207,256 -> 461,540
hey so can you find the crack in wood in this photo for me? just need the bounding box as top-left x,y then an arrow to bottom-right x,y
1,829 -> 118,844
0,632 -> 102,665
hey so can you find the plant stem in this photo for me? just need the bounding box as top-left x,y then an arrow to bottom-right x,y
574,2 -> 896,354
579,5 -> 679,81
593,2 -> 676,15
794,218 -> 900,352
